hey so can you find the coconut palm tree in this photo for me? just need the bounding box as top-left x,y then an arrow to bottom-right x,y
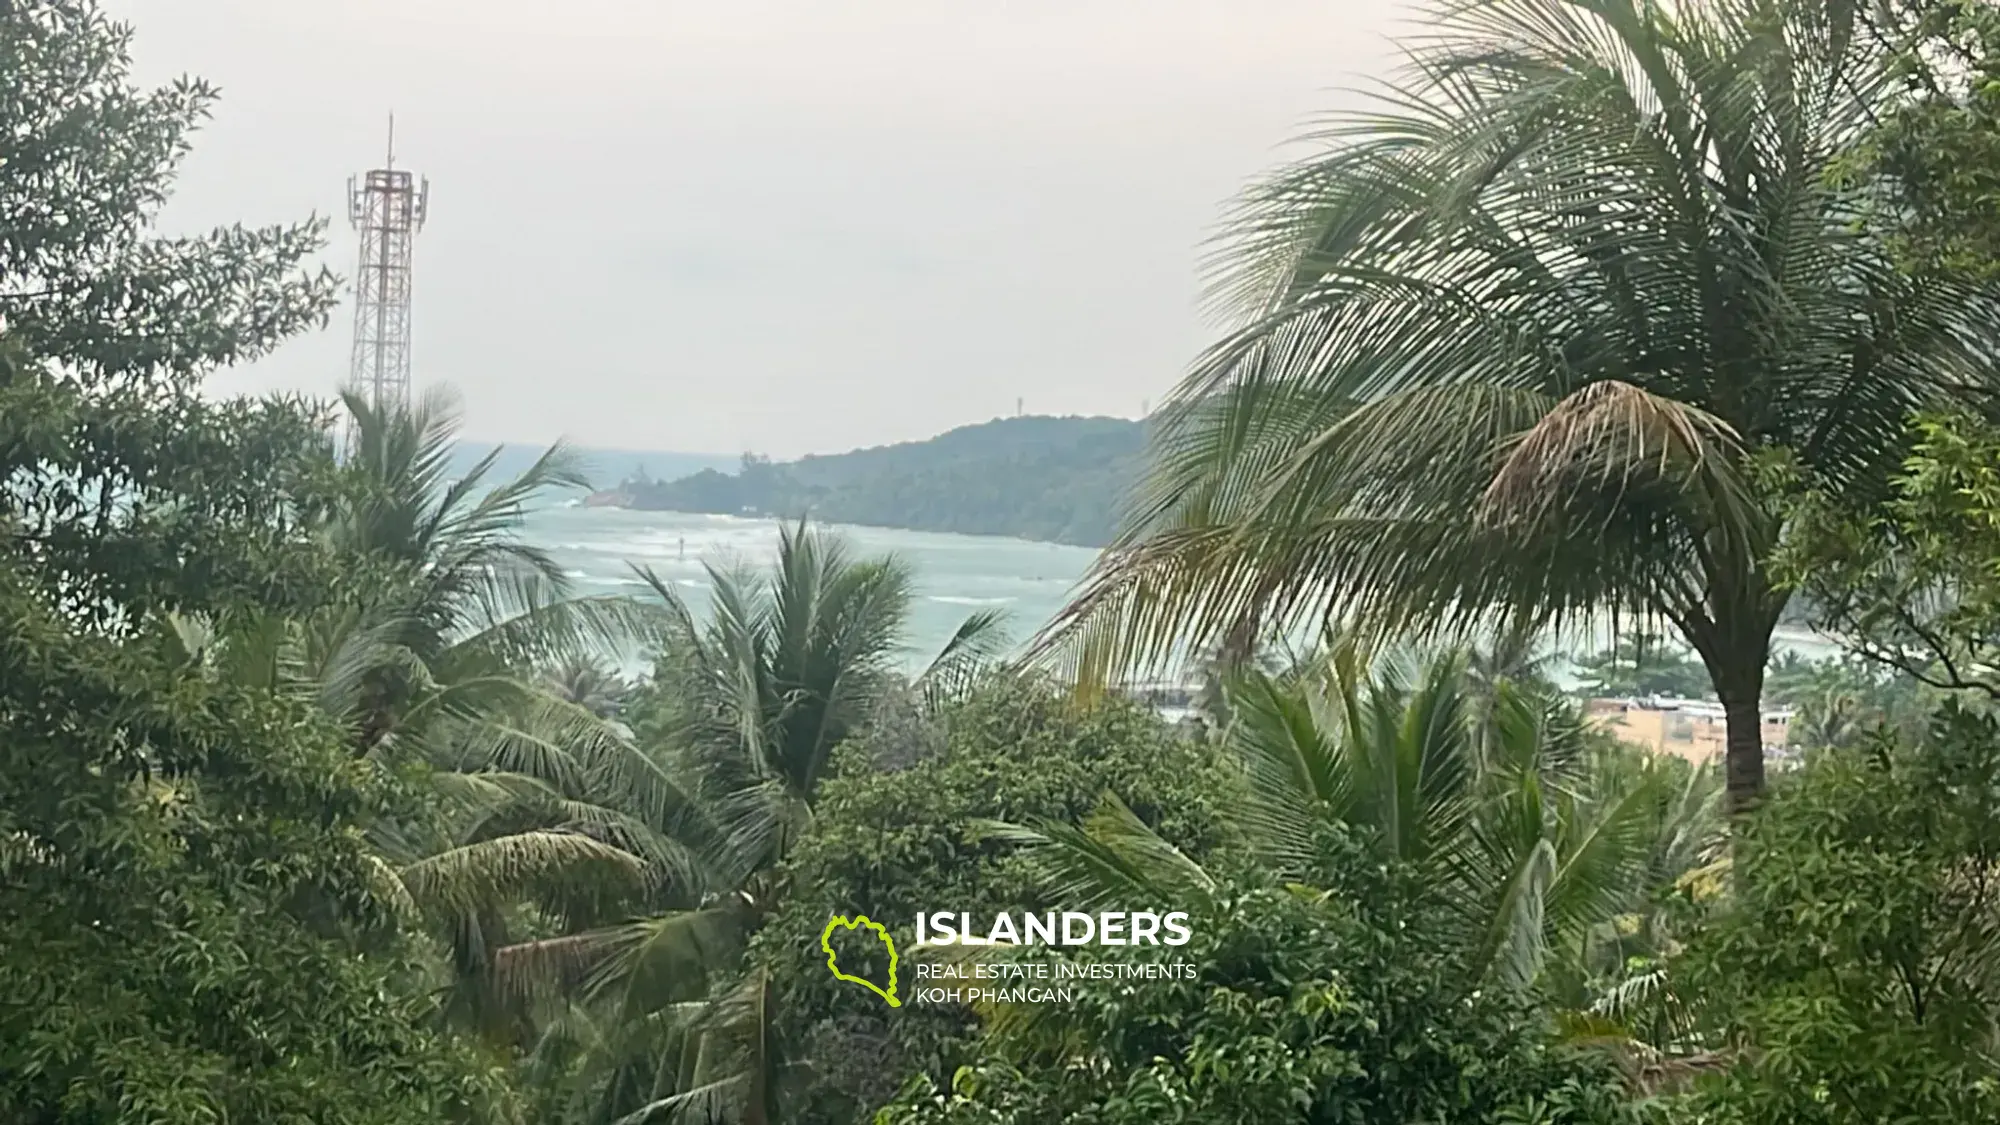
1033,0 -> 2000,814
499,520 -> 1007,1125
158,388 -> 683,1038
1468,617 -> 1560,697
333,386 -> 668,754
1573,634 -> 1711,700
543,654 -> 636,719
631,520 -> 1007,889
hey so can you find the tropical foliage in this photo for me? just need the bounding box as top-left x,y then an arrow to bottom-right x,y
0,573 -> 519,1125
1033,0 -> 2000,816
858,648 -> 1703,1123
1858,0 -> 2000,281
879,879 -> 1640,1125
16,0 -> 2000,1124
1671,704 -> 2000,1124
0,5 -> 511,1119
760,675 -> 1232,1124
470,520 -> 1006,1125
1574,636 -> 1713,700
1781,410 -> 2000,699
1763,651 -> 1936,751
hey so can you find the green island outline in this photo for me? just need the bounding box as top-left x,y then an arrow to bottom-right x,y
820,914 -> 901,1007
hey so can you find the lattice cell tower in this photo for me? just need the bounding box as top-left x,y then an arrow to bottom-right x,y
347,116 -> 430,418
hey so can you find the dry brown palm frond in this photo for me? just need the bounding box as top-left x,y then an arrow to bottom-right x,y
1478,380 -> 1748,529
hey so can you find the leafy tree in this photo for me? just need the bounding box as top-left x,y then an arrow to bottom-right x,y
0,1 -> 337,391
1854,0 -> 2000,281
1,0 -> 336,626
1761,652 -> 1935,751
757,674 -> 1231,1124
877,837 -> 1640,1125
0,578 -> 518,1123
1035,0 -> 2000,816
0,2 -> 513,1117
1781,410 -> 2000,702
1667,707 -> 2000,1124
1575,635 -> 1713,700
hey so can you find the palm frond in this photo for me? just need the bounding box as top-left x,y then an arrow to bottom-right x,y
915,608 -> 1010,710
1028,0 -> 2000,699
976,793 -> 1218,912
397,831 -> 646,919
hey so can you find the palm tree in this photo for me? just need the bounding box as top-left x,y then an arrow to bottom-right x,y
333,387 -> 665,754
159,388 -> 681,1039
501,520 -> 1006,1125
981,647 -> 1719,1045
542,654 -> 636,720
1468,617 -> 1559,697
634,520 -> 1005,889
1034,0 -> 2000,813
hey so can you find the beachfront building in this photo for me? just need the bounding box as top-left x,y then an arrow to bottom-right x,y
1585,696 -> 1794,765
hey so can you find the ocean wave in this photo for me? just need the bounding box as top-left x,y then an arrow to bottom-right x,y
926,595 -> 1015,607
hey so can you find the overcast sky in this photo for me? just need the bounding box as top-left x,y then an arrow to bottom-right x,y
110,0 -> 1409,457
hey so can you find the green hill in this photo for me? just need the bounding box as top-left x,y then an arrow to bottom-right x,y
619,415 -> 1146,547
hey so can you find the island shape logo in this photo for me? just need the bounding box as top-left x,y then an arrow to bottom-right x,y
821,914 -> 900,1007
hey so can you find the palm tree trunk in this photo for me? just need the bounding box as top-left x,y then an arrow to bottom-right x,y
1719,691 -> 1766,817
1688,589 -> 1778,818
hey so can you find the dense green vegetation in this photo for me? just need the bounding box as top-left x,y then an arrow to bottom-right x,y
0,6 -> 511,1119
13,1 -> 2000,1124
618,416 -> 1144,547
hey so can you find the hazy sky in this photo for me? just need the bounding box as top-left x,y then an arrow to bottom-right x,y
111,0 -> 1409,456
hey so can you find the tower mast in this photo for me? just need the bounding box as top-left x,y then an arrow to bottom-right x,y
346,115 -> 429,433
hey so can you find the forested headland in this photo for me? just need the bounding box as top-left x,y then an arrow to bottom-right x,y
614,415 -> 1145,547
13,2 -> 2000,1125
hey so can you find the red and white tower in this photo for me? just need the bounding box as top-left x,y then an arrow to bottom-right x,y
346,116 -> 430,418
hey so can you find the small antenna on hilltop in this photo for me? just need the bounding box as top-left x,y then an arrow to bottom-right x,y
1016,397 -> 1023,417
386,112 -> 396,169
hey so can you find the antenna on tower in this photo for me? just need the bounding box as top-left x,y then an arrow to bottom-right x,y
344,114 -> 429,451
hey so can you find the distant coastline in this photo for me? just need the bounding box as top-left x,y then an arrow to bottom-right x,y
576,415 -> 1147,549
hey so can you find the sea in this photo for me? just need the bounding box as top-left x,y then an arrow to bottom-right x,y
528,504 -> 1097,671
524,502 -> 1842,682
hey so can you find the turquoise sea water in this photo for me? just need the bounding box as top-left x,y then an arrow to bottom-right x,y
522,505 -> 1101,669
524,504 -> 1841,679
